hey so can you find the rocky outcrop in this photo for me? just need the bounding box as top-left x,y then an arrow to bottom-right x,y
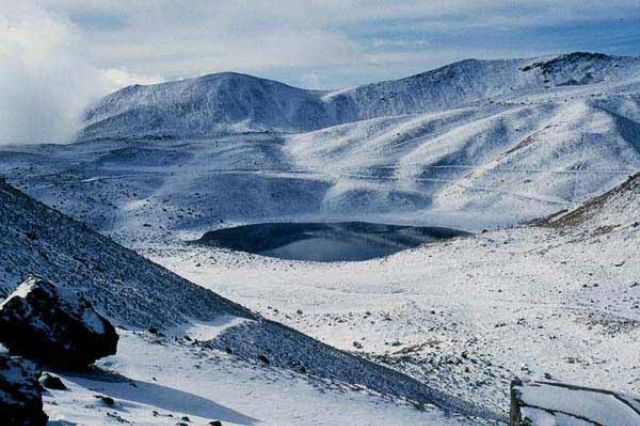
39,373 -> 67,391
510,379 -> 640,425
0,275 -> 119,368
0,355 -> 47,425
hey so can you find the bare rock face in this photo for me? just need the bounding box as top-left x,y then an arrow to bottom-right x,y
511,379 -> 640,425
0,355 -> 48,426
0,275 -> 118,368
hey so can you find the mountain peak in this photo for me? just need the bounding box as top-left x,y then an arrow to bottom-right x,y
78,52 -> 640,141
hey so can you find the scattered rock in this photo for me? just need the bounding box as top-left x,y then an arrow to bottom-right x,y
148,326 -> 165,337
0,275 -> 119,368
39,372 -> 67,390
257,354 -> 270,365
95,394 -> 115,407
0,355 -> 48,425
209,421 -> 223,426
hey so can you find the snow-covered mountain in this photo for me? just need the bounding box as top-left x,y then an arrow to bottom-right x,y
81,73 -> 333,139
66,52 -> 640,230
2,52 -> 640,423
79,52 -> 640,140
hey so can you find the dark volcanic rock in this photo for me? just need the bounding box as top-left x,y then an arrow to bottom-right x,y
0,355 -> 48,426
0,275 -> 119,368
39,373 -> 67,390
95,394 -> 115,406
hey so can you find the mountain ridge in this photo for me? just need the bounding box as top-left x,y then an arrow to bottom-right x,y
78,51 -> 640,141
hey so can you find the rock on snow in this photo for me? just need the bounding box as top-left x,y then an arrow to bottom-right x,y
0,355 -> 47,426
0,275 -> 118,368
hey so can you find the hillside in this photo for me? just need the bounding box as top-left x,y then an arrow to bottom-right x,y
5,96 -> 639,240
0,178 -> 498,423
80,73 -> 333,140
543,171 -> 640,228
155,158 -> 640,416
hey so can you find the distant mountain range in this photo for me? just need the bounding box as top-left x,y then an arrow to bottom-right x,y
79,52 -> 640,140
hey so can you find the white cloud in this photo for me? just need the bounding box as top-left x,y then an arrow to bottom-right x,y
0,2 -> 157,144
33,1 -> 639,81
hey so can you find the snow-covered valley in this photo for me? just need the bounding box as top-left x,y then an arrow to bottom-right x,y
1,52 -> 640,424
5,58 -> 640,238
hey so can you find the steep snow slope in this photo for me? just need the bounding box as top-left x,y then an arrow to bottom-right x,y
79,52 -> 640,141
0,178 -> 250,328
45,331 -> 483,425
0,179 -> 499,423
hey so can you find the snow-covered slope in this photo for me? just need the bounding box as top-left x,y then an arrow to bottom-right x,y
6,95 -> 638,241
79,52 -> 640,141
0,178 -> 251,328
544,171 -> 640,228
44,331 -> 482,425
286,94 -> 640,223
156,165 -> 640,417
0,179 -> 499,423
324,52 -> 640,121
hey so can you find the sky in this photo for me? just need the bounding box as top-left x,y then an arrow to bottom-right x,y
1,0 -> 640,144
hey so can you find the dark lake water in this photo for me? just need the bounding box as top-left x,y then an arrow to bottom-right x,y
194,222 -> 469,262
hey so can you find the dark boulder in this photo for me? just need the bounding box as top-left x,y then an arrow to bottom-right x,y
0,355 -> 48,426
0,275 -> 118,368
39,373 -> 67,391
95,394 -> 115,407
